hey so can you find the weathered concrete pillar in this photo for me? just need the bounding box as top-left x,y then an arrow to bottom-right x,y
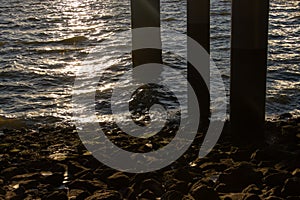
131,0 -> 162,67
187,0 -> 210,130
230,0 -> 269,142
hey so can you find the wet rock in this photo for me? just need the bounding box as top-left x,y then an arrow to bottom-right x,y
45,191 -> 68,200
69,179 -> 107,193
265,197 -> 284,200
43,172 -> 64,187
279,113 -> 293,119
174,168 -> 192,182
68,189 -> 90,200
168,180 -> 188,194
199,162 -> 228,172
242,184 -> 262,195
68,161 -> 89,175
11,173 -> 41,181
107,172 -> 130,189
140,179 -> 164,197
138,189 -> 156,200
286,197 -> 300,200
190,185 -> 220,200
18,179 -> 39,190
0,187 -> 5,195
85,190 -> 121,200
243,194 -> 261,200
281,177 -> 300,196
161,190 -> 184,200
292,168 -> 300,177
217,162 -> 262,192
263,171 -> 290,187
182,194 -> 195,200
1,167 -> 26,179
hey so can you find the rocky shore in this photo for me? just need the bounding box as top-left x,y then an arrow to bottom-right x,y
0,116 -> 299,200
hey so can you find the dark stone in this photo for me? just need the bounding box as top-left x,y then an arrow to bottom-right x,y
1,167 -> 26,179
281,177 -> 300,196
11,173 -> 41,181
218,162 -> 262,192
263,172 -> 290,187
292,168 -> 300,177
45,191 -> 68,200
18,180 -> 39,190
242,184 -> 262,195
190,186 -> 220,200
168,180 -> 189,194
43,172 -> 64,187
243,194 -> 261,200
174,168 -> 192,182
140,179 -> 164,197
182,194 -> 195,200
265,197 -> 284,200
138,189 -> 156,200
107,172 -> 130,189
161,190 -> 184,200
68,189 -> 90,200
68,161 -> 89,175
68,179 -> 107,193
279,113 -> 293,119
85,190 -> 122,200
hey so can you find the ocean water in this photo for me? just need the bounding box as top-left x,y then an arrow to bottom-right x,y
0,0 -> 299,126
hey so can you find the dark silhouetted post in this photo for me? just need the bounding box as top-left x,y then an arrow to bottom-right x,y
131,0 -> 162,67
230,0 -> 269,142
187,0 -> 210,130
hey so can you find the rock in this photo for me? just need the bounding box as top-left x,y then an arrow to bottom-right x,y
292,168 -> 300,177
281,177 -> 300,196
68,161 -> 89,175
182,194 -> 195,200
263,172 -> 290,187
161,190 -> 184,200
279,113 -> 293,119
0,187 -> 5,195
68,189 -> 90,200
243,194 -> 261,200
242,184 -> 262,195
190,186 -> 220,200
45,191 -> 68,200
69,179 -> 107,193
286,197 -> 300,200
18,180 -> 39,190
1,167 -> 26,179
199,162 -> 228,172
43,172 -> 64,187
138,189 -> 156,200
265,197 -> 284,200
85,190 -> 121,200
107,172 -> 130,189
11,173 -> 41,181
140,179 -> 164,197
217,162 -> 262,192
174,168 -> 192,182
168,180 -> 189,194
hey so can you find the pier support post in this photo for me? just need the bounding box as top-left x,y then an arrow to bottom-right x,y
187,0 -> 210,130
130,0 -> 162,67
230,0 -> 269,142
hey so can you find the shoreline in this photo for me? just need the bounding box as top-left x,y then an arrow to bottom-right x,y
0,116 -> 299,199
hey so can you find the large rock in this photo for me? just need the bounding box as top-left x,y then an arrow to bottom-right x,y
106,172 -> 130,189
217,162 -> 262,192
190,186 -> 220,200
69,179 -> 107,193
85,190 -> 121,200
45,191 -> 68,200
281,177 -> 300,196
